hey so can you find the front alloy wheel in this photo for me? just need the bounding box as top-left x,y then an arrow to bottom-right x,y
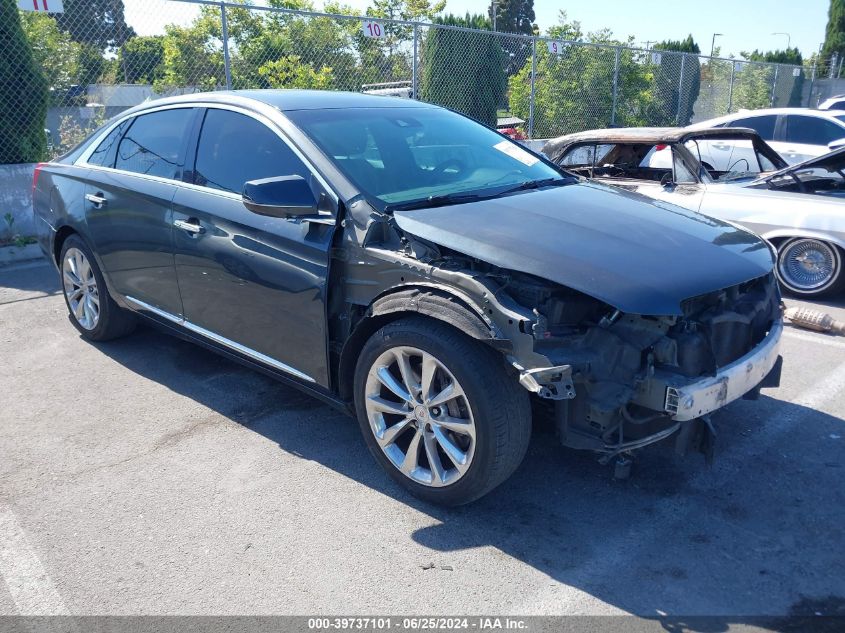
776,238 -> 844,297
354,317 -> 531,505
63,247 -> 100,330
364,346 -> 476,487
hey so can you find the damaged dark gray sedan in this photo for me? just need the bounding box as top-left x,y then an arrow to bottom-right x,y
33,91 -> 783,505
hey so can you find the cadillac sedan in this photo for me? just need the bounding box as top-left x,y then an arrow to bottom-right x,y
34,91 -> 782,505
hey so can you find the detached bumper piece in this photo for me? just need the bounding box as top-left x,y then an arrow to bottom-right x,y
634,321 -> 783,422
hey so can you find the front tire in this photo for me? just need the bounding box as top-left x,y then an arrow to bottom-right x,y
353,317 -> 531,506
775,237 -> 845,298
60,235 -> 136,341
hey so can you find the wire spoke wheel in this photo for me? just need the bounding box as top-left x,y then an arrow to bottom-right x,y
777,238 -> 839,293
364,346 -> 476,488
62,247 -> 100,330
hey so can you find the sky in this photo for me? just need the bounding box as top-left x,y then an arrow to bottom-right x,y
127,0 -> 830,59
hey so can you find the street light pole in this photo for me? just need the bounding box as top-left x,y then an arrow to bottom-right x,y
772,32 -> 791,50
711,33 -> 723,58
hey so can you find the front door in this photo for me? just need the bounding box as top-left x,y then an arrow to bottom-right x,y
83,108 -> 196,316
172,108 -> 336,387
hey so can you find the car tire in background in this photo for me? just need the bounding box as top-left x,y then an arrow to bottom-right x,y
353,316 -> 531,506
775,237 -> 845,298
60,234 -> 137,341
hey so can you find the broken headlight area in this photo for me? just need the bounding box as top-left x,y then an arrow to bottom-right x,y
502,272 -> 782,463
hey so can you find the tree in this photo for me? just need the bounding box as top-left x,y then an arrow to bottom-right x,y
0,0 -> 48,163
822,0 -> 845,72
420,13 -> 506,127
19,12 -> 81,94
118,36 -> 165,84
258,55 -> 334,88
508,13 -> 650,137
56,0 -> 135,51
743,48 -> 804,107
648,35 -> 701,126
488,0 -> 535,76
488,0 -> 535,34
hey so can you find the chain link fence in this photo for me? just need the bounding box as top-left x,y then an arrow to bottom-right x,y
4,0 -> 814,164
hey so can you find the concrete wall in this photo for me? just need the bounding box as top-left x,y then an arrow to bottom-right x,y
0,164 -> 37,239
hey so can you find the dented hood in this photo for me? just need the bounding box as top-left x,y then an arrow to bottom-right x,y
393,182 -> 774,316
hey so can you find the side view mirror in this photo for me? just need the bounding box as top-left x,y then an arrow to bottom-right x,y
660,172 -> 675,188
827,138 -> 845,151
242,175 -> 318,218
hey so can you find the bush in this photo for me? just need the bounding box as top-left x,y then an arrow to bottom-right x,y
420,14 -> 506,127
0,0 -> 49,164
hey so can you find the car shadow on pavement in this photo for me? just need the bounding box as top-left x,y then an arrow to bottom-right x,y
90,322 -> 845,623
0,259 -> 61,301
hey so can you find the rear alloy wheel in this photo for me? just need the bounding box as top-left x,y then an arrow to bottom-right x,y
776,237 -> 845,297
60,235 -> 136,341
354,317 -> 531,506
63,247 -> 100,331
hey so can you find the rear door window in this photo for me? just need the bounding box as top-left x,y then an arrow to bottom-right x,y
729,115 -> 777,141
784,115 -> 845,145
115,108 -> 194,180
193,109 -> 310,195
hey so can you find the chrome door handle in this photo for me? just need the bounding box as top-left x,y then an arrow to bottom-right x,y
173,218 -> 205,234
85,193 -> 107,207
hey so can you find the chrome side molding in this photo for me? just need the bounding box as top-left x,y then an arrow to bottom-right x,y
124,296 -> 316,383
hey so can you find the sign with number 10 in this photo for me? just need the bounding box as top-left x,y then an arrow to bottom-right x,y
362,21 -> 385,38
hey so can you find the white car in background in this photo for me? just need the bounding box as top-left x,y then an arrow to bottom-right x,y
690,108 -> 845,164
818,95 -> 845,111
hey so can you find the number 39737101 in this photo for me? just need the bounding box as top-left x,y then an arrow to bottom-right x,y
362,21 -> 385,38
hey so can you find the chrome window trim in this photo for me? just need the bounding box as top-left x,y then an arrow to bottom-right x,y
75,101 -> 339,203
125,295 -> 316,384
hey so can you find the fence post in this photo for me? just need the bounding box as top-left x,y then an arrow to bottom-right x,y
727,60 -> 735,113
412,24 -> 419,100
676,53 -> 686,125
528,38 -> 537,139
808,61 -> 817,107
220,2 -> 232,90
610,47 -> 620,126
770,64 -> 779,107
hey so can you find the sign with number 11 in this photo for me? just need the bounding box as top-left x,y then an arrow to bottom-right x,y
17,0 -> 64,12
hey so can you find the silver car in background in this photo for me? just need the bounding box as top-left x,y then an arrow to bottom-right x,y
543,127 -> 845,298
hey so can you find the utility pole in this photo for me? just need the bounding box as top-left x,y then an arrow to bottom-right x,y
490,0 -> 496,31
772,32 -> 791,50
711,33 -> 723,59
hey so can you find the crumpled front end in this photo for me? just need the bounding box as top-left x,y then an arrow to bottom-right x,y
504,271 -> 783,461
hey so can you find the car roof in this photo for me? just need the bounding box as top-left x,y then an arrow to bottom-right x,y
543,126 -> 760,153
119,89 -> 436,118
693,107 -> 845,127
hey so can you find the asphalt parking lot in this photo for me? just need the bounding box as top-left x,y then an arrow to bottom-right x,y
0,259 -> 844,620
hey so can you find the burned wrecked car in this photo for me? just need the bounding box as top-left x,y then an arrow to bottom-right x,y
544,127 -> 845,298
34,91 -> 782,505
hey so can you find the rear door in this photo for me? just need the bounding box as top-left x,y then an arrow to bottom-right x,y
83,107 -> 196,316
711,114 -> 779,170
780,114 -> 845,164
172,107 -> 337,387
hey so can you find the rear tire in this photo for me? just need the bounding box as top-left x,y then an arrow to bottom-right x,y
775,237 -> 845,298
60,234 -> 136,341
353,317 -> 531,506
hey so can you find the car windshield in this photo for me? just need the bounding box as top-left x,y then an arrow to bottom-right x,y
768,165 -> 845,195
287,107 -> 569,211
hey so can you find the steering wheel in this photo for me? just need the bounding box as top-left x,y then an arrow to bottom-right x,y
433,159 -> 467,179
